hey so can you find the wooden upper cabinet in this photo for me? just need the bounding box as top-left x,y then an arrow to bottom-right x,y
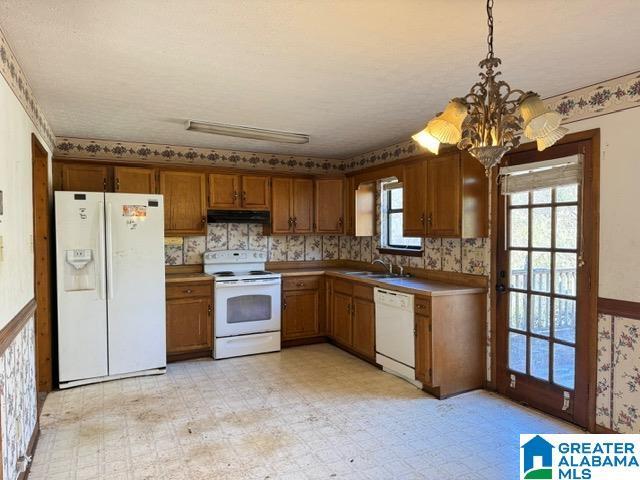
270,177 -> 293,234
208,173 -> 240,209
241,175 -> 270,210
427,153 -> 461,237
314,178 -> 344,234
114,166 -> 155,194
292,178 -> 314,233
461,153 -> 489,238
61,163 -> 109,192
403,160 -> 428,237
159,171 -> 207,235
208,174 -> 270,210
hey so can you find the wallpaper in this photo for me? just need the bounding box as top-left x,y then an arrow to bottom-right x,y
0,28 -> 55,149
596,313 -> 640,433
55,137 -> 344,175
0,318 -> 37,480
166,223 -> 489,276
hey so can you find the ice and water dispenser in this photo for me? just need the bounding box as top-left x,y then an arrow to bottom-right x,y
64,248 -> 96,291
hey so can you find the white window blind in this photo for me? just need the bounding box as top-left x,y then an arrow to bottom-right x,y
499,154 -> 583,195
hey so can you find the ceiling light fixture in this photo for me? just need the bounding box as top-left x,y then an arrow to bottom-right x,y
412,0 -> 566,174
186,120 -> 310,144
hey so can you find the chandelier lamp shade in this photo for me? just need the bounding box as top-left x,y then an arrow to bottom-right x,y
412,0 -> 566,174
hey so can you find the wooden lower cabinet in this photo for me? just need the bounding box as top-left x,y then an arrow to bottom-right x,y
414,293 -> 485,398
352,296 -> 375,359
328,279 -> 375,362
281,275 -> 325,343
165,280 -> 213,360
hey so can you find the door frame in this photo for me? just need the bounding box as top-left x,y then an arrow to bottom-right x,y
31,133 -> 54,395
489,128 -> 600,431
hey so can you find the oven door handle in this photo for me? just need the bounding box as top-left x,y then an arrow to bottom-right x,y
215,279 -> 281,288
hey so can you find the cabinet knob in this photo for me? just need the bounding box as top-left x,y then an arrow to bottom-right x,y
416,304 -> 425,309
420,213 -> 425,224
115,178 -> 120,191
283,300 -> 287,310
201,216 -> 206,224
232,191 -> 238,200
288,217 -> 293,226
427,213 -> 433,225
296,282 -> 305,287
208,304 -> 212,315
184,288 -> 193,294
242,191 -> 247,200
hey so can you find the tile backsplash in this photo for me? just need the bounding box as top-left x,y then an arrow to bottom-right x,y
165,223 -> 489,275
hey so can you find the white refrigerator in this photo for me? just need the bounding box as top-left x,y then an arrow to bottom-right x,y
55,191 -> 166,388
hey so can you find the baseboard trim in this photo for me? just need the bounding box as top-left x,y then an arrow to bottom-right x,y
0,298 -> 36,355
594,424 -> 618,434
167,349 -> 212,363
19,420 -> 40,480
282,336 -> 328,347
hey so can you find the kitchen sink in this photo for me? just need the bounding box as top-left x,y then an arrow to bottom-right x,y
344,271 -> 396,279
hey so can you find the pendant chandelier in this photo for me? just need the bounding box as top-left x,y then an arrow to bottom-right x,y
412,0 -> 567,174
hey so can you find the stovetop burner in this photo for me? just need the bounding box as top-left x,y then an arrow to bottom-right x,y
214,271 -> 235,277
249,270 -> 272,275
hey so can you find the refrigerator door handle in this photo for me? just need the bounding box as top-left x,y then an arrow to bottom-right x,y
106,203 -> 114,300
98,201 -> 106,300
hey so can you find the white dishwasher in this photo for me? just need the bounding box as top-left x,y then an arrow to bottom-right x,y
374,287 -> 420,386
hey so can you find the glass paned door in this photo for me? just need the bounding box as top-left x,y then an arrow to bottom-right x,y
506,185 -> 579,389
496,139 -> 595,429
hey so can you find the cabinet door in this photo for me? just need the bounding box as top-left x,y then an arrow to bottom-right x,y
315,178 -> 344,233
166,297 -> 212,354
241,175 -> 270,210
114,166 -> 155,194
282,290 -> 320,340
415,312 -> 432,385
208,173 -> 240,209
352,297 -> 375,359
402,160 -> 427,236
292,178 -> 314,233
344,177 -> 356,235
332,292 -> 353,346
271,177 -> 293,234
159,171 -> 207,235
427,153 -> 461,237
61,163 -> 109,192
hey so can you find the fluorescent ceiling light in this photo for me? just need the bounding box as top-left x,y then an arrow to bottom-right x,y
186,120 -> 310,144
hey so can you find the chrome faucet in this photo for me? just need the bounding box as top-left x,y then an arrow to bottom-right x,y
372,258 -> 393,275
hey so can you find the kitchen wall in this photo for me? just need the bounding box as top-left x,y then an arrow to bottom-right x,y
562,103 -> 640,433
165,224 -> 489,275
0,28 -> 53,480
341,71 -> 640,433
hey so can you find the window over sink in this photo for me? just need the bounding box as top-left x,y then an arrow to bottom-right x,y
380,179 -> 422,253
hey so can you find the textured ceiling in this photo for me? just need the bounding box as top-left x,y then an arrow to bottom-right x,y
1,0 -> 639,159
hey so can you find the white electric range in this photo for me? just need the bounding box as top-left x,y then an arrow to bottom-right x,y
204,250 -> 281,359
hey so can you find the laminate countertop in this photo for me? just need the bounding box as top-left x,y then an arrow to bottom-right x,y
272,267 -> 487,297
165,273 -> 213,284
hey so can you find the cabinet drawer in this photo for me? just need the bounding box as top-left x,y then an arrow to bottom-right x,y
333,278 -> 353,295
415,296 -> 431,314
166,282 -> 212,300
282,276 -> 321,291
353,283 -> 373,301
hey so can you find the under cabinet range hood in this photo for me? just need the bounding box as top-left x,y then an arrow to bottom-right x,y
207,209 -> 270,224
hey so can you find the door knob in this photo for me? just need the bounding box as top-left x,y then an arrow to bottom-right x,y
495,284 -> 506,293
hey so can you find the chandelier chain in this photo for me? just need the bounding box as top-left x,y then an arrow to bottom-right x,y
486,0 -> 494,59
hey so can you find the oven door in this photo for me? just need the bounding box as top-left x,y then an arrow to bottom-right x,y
214,279 -> 281,337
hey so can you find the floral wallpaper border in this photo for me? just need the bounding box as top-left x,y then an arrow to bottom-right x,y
0,28 -> 56,149
596,313 -> 640,433
55,137 -> 344,175
0,317 -> 37,480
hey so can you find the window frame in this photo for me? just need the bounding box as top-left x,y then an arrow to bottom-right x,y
379,181 -> 422,254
